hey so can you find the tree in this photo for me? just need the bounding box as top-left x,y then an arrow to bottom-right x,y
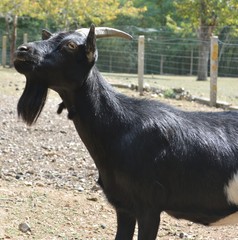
0,0 -> 30,66
174,0 -> 238,80
119,0 -> 175,28
24,0 -> 145,29
0,0 -> 144,66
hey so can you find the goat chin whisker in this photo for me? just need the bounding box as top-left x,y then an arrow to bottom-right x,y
17,80 -> 48,125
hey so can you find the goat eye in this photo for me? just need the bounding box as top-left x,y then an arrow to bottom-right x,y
67,42 -> 77,50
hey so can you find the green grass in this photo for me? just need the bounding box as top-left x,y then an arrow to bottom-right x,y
103,73 -> 238,106
1,66 -> 238,106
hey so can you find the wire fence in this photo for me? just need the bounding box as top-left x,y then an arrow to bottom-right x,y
218,39 -> 238,77
96,37 -> 238,78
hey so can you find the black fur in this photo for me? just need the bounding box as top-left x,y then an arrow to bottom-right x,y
57,102 -> 66,114
14,25 -> 238,240
17,80 -> 48,125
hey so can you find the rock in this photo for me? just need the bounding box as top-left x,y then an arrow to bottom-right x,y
18,222 -> 31,233
15,172 -> 24,180
91,185 -> 101,191
175,94 -> 182,100
179,232 -> 193,239
77,186 -> 84,192
144,83 -> 151,92
151,93 -> 158,98
87,197 -> 98,202
80,178 -> 86,183
100,224 -> 106,229
26,169 -> 35,175
36,182 -> 45,187
179,232 -> 186,238
173,87 -> 185,94
24,181 -> 33,187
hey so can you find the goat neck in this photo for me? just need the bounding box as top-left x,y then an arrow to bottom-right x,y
59,66 -> 132,166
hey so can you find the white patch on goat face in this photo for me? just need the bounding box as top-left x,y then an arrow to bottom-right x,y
210,212 -> 238,226
225,171 -> 238,205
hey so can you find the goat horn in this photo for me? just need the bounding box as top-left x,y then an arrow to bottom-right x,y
76,27 -> 132,40
96,27 -> 133,40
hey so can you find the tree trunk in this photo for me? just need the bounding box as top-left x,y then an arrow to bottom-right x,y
196,0 -> 217,81
197,31 -> 210,81
9,15 -> 18,67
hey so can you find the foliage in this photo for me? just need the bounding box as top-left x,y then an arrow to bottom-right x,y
163,89 -> 175,99
0,0 -> 145,66
0,0 -> 146,31
1,0 -> 238,77
113,0 -> 175,28
174,0 -> 238,32
0,0 -> 30,16
172,0 -> 238,80
3,0 -> 145,30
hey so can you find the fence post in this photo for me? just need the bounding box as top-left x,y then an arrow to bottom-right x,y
138,35 -> 145,95
210,36 -> 218,107
160,55 -> 164,75
23,33 -> 28,44
190,48 -> 193,75
2,36 -> 7,67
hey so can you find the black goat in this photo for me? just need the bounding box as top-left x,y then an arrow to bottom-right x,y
14,24 -> 238,239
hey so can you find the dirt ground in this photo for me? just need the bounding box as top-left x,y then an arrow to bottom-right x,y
1,68 -> 238,239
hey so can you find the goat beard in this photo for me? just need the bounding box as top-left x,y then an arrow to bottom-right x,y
17,79 -> 48,126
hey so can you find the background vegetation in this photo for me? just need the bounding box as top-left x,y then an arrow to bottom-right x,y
0,0 -> 238,79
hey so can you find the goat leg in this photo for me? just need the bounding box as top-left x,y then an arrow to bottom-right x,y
115,209 -> 136,240
137,211 -> 161,240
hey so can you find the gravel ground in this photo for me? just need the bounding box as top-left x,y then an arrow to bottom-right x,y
1,68 -> 238,239
0,92 -> 98,192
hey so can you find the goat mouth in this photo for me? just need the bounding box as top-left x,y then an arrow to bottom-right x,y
14,57 -> 34,63
14,53 -> 38,73
14,50 -> 38,62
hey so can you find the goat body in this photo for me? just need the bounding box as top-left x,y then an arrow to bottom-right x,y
14,25 -> 238,239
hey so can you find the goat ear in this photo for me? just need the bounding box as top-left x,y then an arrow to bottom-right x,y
42,29 -> 52,40
85,24 -> 97,63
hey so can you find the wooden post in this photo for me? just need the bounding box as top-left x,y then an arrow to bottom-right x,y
138,35 -> 145,95
23,33 -> 28,44
190,48 -> 193,75
10,15 -> 18,67
160,55 -> 164,75
109,53 -> 112,72
210,36 -> 218,107
2,36 -> 7,67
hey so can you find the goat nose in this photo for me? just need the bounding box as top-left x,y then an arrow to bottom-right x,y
17,45 -> 29,51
